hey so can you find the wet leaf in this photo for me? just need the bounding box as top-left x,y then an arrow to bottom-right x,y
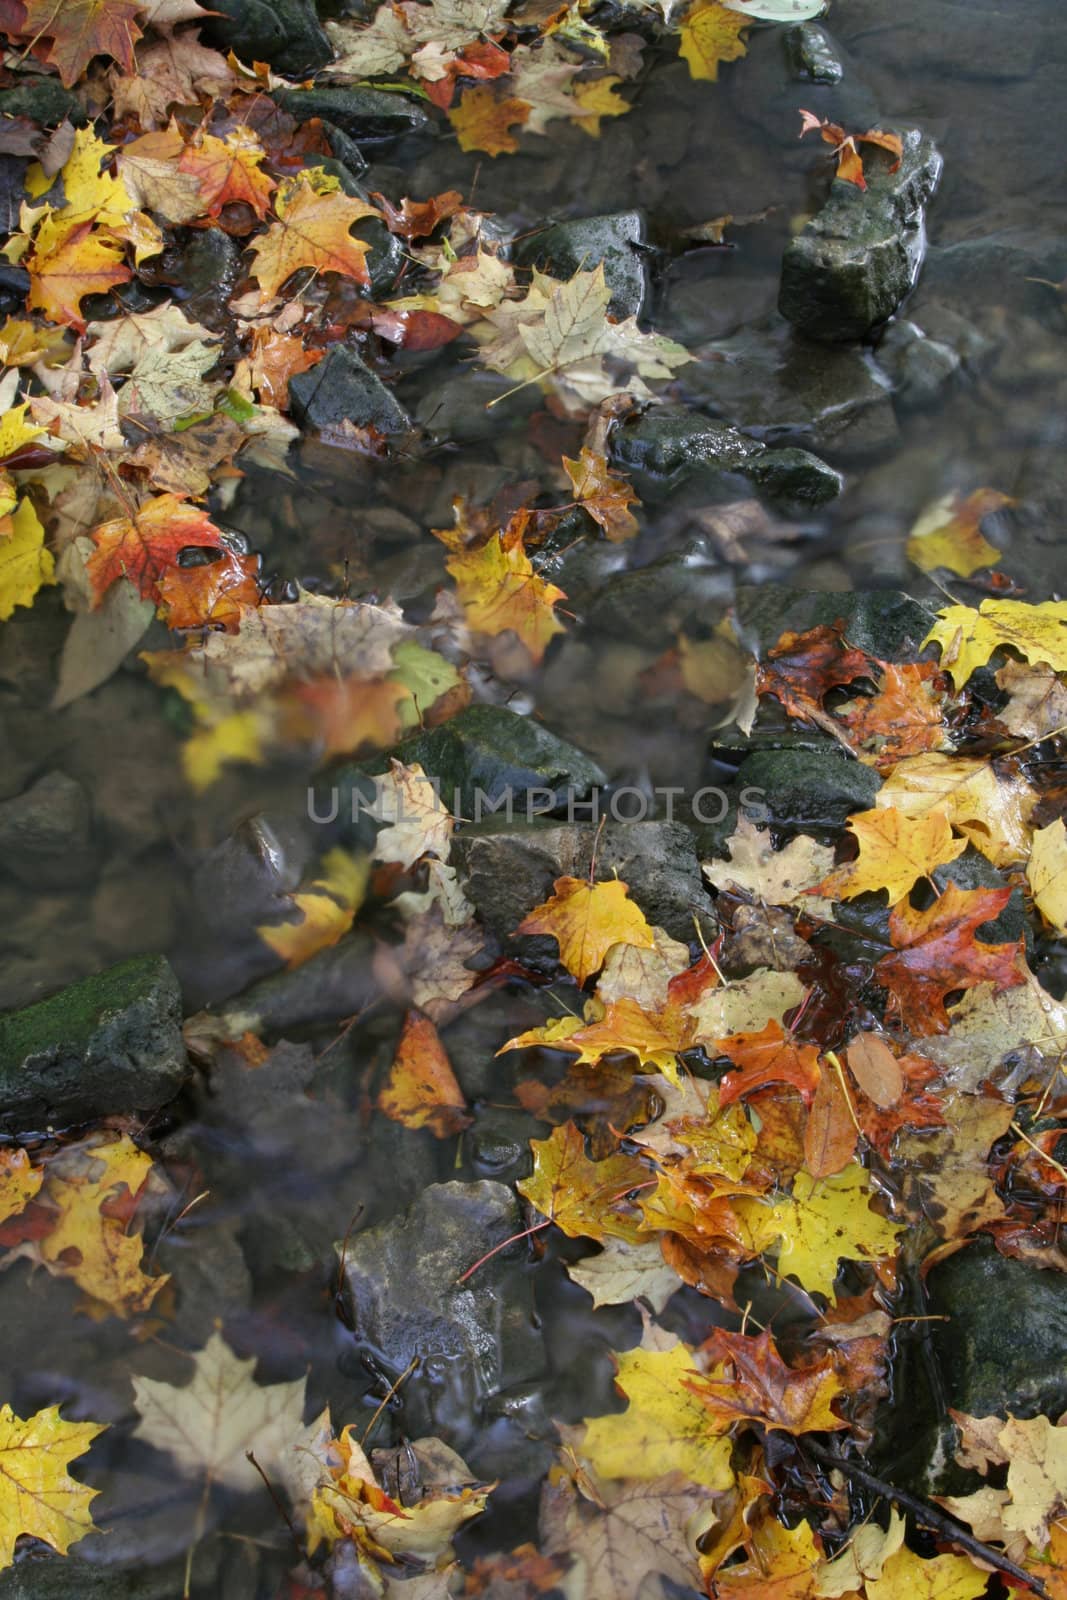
517,1121 -> 648,1241
1028,818 -> 1067,935
178,125 -> 275,221
247,171 -> 380,300
517,875 -> 656,985
86,492 -> 224,603
539,1467 -> 709,1600
845,1032 -> 904,1109
798,109 -> 903,190
0,496 -> 55,620
876,752 -> 1036,869
0,1403 -> 106,1567
876,883 -> 1025,1035
567,1237 -> 680,1312
678,0 -> 750,80
767,1163 -> 903,1304
715,1019 -> 822,1107
704,816 -> 836,909
562,446 -> 640,542
815,806 -> 967,904
21,0 -> 142,86
449,87 -> 532,155
378,1011 -> 470,1138
437,508 -> 567,663
686,1326 -> 848,1433
906,488 -> 1012,578
922,598 -> 1067,691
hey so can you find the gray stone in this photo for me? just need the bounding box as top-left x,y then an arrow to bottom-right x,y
274,85 -> 431,144
874,318 -> 961,409
609,405 -> 843,503
455,819 -> 705,944
338,1180 -> 546,1445
0,772 -> 95,889
0,1557 -> 209,1600
0,955 -> 188,1134
289,345 -> 411,435
733,584 -> 937,660
689,317 -> 896,457
0,83 -> 84,125
337,704 -> 605,822
586,551 -> 734,649
731,746 -> 882,835
515,211 -> 649,318
786,23 -> 844,83
202,0 -> 330,75
461,1108 -> 536,1184
172,228 -> 242,328
202,930 -> 379,1033
779,127 -> 943,342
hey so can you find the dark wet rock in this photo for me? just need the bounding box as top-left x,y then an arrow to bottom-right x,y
515,211 -> 649,319
746,446 -> 843,509
874,318 -> 961,409
310,159 -> 404,297
274,85 -> 431,145
688,317 -> 896,459
338,1180 -> 546,1446
919,229 -> 1065,320
0,1555 -> 212,1600
337,704 -> 606,823
728,746 -> 881,838
202,0 -> 330,76
882,1240 -> 1067,1495
289,344 -> 411,435
0,82 -> 84,125
445,989 -> 568,1100
170,228 -> 241,328
585,550 -> 733,648
780,128 -> 943,342
610,406 -> 843,503
414,367 -> 540,443
455,819 -> 705,945
786,23 -> 844,83
155,1220 -> 253,1344
734,583 -> 936,660
191,814 -> 312,941
0,772 -> 95,889
0,955 -> 187,1134
461,1108 -> 537,1184
200,930 -> 378,1033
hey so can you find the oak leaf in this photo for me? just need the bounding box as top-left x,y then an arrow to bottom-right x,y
247,172 -> 380,300
906,488 -> 1012,578
86,492 -> 224,603
449,87 -> 532,155
132,1329 -> 307,1491
577,1338 -> 735,1488
686,1327 -> 848,1433
562,446 -> 639,541
815,805 -> 966,904
678,0 -> 749,80
517,1121 -> 648,1242
0,1403 -> 106,1567
377,1011 -> 470,1138
876,883 -> 1025,1035
768,1163 -> 903,1304
922,597 -> 1067,690
517,875 -> 656,984
21,0 -> 142,86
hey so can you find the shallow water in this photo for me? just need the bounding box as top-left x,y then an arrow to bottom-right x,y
1,0 -> 1066,1593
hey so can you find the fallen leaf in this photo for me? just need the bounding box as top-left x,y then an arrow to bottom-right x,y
0,1403 -> 106,1566
876,752 -> 1036,869
815,806 -> 967,905
845,1032 -> 904,1109
1029,818 -> 1067,935
876,883 -> 1025,1035
836,661 -> 950,771
179,125 -> 275,221
377,1011 -> 470,1138
922,598 -> 1067,691
373,760 -> 454,868
798,109 -> 903,191
539,1468 -> 708,1600
686,1326 -> 848,1433
257,849 -> 368,970
995,661 -> 1067,742
21,0 -> 142,86
86,493 -> 225,603
155,551 -> 261,632
708,1509 -> 822,1599
450,87 -> 532,155
906,488 -> 1012,578
767,1163 -> 903,1304
562,446 -> 639,541
678,0 -> 750,80
248,171 -> 380,300
517,1121 -> 648,1241
703,815 -> 836,908
715,1020 -> 822,1107
26,215 -> 131,331
803,1061 -> 858,1178
517,875 -> 656,984
567,1237 -> 680,1312
437,509 -> 567,664
864,1544 -> 989,1600
0,496 -> 55,620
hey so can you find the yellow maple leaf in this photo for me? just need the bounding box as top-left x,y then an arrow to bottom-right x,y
922,597 -> 1067,691
768,1163 -> 903,1304
0,496 -> 56,621
517,1121 -> 649,1242
0,1403 -> 107,1567
876,752 -> 1036,869
449,87 -> 532,156
441,518 -> 567,663
1029,818 -> 1067,935
562,446 -> 639,541
26,213 -> 131,331
815,805 -> 967,904
34,1135 -> 167,1318
258,848 -> 369,969
578,1341 -> 735,1489
709,1512 -> 822,1599
247,172 -> 380,301
906,488 -> 1012,578
518,875 -> 656,984
571,75 -> 630,137
865,1543 -> 994,1600
678,0 -> 750,81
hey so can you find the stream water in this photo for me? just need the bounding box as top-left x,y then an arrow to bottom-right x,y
0,0 -> 1065,1594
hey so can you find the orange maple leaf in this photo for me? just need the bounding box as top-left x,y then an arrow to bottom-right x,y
438,509 -> 567,664
282,675 -> 412,759
876,882 -> 1025,1034
26,217 -> 131,331
87,494 -> 224,602
247,327 -> 324,407
247,175 -> 380,300
716,1020 -> 822,1108
686,1327 -> 848,1434
22,0 -> 142,87
449,86 -> 531,157
371,189 -> 464,242
563,447 -> 640,543
377,1011 -> 471,1139
156,550 -> 261,632
798,109 -> 903,191
517,875 -> 656,985
836,661 -> 949,771
179,126 -> 275,223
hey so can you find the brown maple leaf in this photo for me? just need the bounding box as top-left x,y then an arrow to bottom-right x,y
22,0 -> 142,86
686,1327 -> 848,1434
756,623 -> 871,739
876,884 -> 1025,1035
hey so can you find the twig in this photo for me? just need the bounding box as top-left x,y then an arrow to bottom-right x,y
802,1440 -> 1052,1600
360,1355 -> 420,1447
246,1450 -> 302,1552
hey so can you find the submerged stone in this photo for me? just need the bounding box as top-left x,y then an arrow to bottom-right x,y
610,407 -> 842,505
338,1180 -> 545,1445
288,345 -> 411,435
274,85 -> 431,144
779,127 -> 943,342
731,746 -> 882,835
786,22 -> 844,83
515,211 -> 649,318
202,0 -> 329,74
733,584 -> 935,659
874,318 -> 961,409
0,772 -> 95,889
0,956 -> 187,1134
